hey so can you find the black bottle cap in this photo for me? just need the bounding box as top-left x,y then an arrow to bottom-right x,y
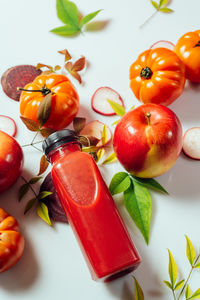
42,129 -> 81,157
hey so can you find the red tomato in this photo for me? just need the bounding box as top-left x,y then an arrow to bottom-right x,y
0,208 -> 25,273
130,48 -> 186,106
0,131 -> 23,194
175,30 -> 200,82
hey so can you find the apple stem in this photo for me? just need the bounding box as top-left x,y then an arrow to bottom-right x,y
146,112 -> 151,125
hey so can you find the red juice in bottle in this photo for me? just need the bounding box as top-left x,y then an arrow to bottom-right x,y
42,130 -> 141,281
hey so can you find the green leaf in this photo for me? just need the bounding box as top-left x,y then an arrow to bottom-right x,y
80,10 -> 102,28
159,0 -> 169,7
175,279 -> 185,290
112,119 -> 120,126
163,280 -> 173,290
188,288 -> 200,299
133,277 -> 144,300
159,7 -> 173,13
124,181 -> 152,244
185,285 -> 192,299
109,172 -> 131,195
56,0 -> 79,28
38,191 -> 53,200
37,202 -> 52,226
107,99 -> 125,117
103,152 -> 117,164
50,24 -> 80,36
18,183 -> 29,202
195,262 -> 200,268
24,198 -> 37,214
168,249 -> 178,288
151,0 -> 159,9
185,235 -> 196,266
29,176 -> 42,184
131,176 -> 168,194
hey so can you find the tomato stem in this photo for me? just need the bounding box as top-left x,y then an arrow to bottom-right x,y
140,67 -> 153,79
194,41 -> 200,47
17,85 -> 51,96
146,112 -> 151,125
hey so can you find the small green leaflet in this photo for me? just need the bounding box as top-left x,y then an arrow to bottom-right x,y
109,172 -> 131,195
195,262 -> 200,268
18,183 -> 29,202
51,0 -> 102,36
174,279 -> 185,291
37,202 -> 52,226
80,10 -> 102,28
29,176 -> 42,184
24,198 -> 37,215
39,191 -> 53,200
188,288 -> 200,299
185,235 -> 196,266
185,285 -> 191,299
163,280 -> 172,290
131,176 -> 168,194
168,249 -> 178,288
107,99 -> 125,117
150,0 -> 173,13
133,277 -> 144,300
124,180 -> 151,244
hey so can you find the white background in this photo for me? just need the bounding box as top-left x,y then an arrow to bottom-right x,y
0,0 -> 200,299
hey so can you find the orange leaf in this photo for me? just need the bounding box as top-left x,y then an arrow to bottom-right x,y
73,117 -> 86,133
65,62 -> 73,71
20,116 -> 40,132
40,128 -> 55,138
70,71 -> 82,84
58,49 -> 72,62
72,57 -> 86,72
38,155 -> 49,176
36,63 -> 53,71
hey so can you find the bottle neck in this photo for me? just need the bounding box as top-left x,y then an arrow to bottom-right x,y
47,142 -> 81,165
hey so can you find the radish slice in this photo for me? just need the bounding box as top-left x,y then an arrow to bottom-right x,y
1,65 -> 42,101
182,127 -> 200,160
0,115 -> 17,137
150,40 -> 175,51
79,120 -> 112,146
91,87 -> 124,116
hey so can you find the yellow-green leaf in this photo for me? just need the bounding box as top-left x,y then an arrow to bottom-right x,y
80,10 -> 102,28
195,262 -> 200,268
101,124 -> 108,145
159,7 -> 173,13
159,0 -> 169,7
163,280 -> 172,290
185,285 -> 191,299
168,249 -> 178,288
175,279 -> 185,291
188,288 -> 200,299
82,146 -> 98,153
56,0 -> 79,29
50,24 -> 79,36
103,152 -> 117,164
96,148 -> 105,163
133,277 -> 144,300
185,235 -> 196,266
107,99 -> 125,117
109,172 -> 131,195
151,0 -> 159,9
112,119 -> 120,126
37,202 -> 52,226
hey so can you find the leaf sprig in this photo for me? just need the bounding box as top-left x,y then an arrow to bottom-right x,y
109,172 -> 168,244
51,0 -> 102,37
164,236 -> 200,300
140,0 -> 174,29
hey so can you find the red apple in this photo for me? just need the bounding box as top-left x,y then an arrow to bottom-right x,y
113,104 -> 182,178
0,131 -> 23,194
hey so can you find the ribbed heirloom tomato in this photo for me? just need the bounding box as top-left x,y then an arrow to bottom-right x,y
175,30 -> 200,82
20,74 -> 79,130
130,48 -> 186,106
0,208 -> 25,273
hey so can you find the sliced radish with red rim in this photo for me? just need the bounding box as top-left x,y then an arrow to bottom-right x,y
91,87 -> 124,116
0,115 -> 17,137
150,40 -> 175,51
182,127 -> 200,160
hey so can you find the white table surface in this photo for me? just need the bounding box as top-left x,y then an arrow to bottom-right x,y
0,0 -> 200,299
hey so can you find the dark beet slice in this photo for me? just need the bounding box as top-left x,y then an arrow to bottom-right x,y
40,173 -> 68,223
1,65 -> 42,101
